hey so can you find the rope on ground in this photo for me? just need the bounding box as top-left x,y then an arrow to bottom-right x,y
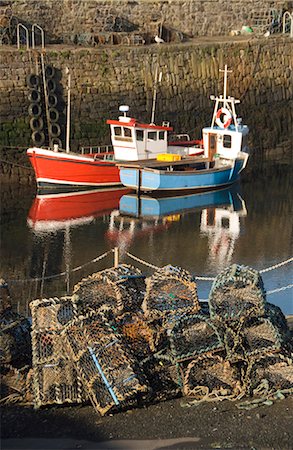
0,159 -> 33,171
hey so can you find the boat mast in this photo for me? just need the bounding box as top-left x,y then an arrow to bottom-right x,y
66,67 -> 71,153
150,61 -> 162,125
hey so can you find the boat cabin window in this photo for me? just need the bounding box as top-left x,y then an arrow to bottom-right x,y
159,131 -> 165,140
114,126 -> 122,136
223,134 -> 232,149
113,126 -> 133,141
123,127 -> 132,138
136,130 -> 144,141
148,131 -> 157,141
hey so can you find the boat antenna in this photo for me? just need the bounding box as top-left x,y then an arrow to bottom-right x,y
150,61 -> 162,125
219,64 -> 232,109
66,67 -> 71,153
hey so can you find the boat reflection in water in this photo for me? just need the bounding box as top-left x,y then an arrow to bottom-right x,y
108,185 -> 247,269
27,187 -> 130,233
27,187 -> 130,291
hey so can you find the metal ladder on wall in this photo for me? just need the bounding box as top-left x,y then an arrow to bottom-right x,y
17,23 -> 45,50
283,11 -> 293,38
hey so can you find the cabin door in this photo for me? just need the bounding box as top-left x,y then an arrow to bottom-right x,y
208,134 -> 217,160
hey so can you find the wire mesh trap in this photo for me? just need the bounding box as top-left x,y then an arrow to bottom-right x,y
62,309 -> 149,416
73,264 -> 146,315
242,317 -> 283,356
183,354 -> 241,399
209,264 -> 266,321
30,297 -> 84,408
169,314 -> 224,362
247,354 -> 293,393
143,265 -> 199,320
140,354 -> 182,402
116,312 -> 161,359
0,310 -> 32,367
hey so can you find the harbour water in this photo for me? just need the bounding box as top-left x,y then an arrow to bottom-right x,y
1,156 -> 292,317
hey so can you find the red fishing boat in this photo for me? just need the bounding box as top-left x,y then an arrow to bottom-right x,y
27,107 -> 203,190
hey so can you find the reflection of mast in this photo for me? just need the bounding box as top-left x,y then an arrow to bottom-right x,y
200,194 -> 247,269
64,224 -> 71,294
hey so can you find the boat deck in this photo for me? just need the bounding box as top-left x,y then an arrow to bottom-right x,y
116,156 -> 210,169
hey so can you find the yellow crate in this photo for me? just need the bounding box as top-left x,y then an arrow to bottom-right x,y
157,153 -> 181,162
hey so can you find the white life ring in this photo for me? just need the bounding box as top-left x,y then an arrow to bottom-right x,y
216,108 -> 232,129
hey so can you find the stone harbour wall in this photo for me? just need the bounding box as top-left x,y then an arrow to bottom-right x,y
7,0 -> 292,41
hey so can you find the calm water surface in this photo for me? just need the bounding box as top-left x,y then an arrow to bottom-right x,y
1,158 -> 292,316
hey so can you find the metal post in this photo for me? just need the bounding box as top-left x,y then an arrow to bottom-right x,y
66,67 -> 71,153
114,247 -> 120,267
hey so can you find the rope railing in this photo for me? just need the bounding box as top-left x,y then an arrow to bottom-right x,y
5,248 -> 293,291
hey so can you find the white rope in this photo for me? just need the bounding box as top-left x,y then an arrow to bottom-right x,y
259,257 -> 293,273
7,250 -> 113,283
6,250 -> 293,285
126,252 -> 160,270
266,284 -> 293,295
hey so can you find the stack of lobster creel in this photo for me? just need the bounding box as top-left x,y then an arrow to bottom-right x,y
27,65 -> 63,149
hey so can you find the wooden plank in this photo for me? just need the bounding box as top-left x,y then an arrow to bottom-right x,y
116,157 -> 210,169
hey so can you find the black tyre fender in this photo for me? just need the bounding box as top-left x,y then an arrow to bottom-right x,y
26,73 -> 40,89
49,122 -> 61,138
45,65 -> 55,79
32,130 -> 45,146
30,116 -> 44,131
48,107 -> 59,123
28,103 -> 42,117
46,79 -> 56,93
47,93 -> 58,108
28,90 -> 41,103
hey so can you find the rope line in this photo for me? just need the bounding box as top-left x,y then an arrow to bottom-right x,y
266,284 -> 293,295
0,159 -> 33,171
5,249 -> 293,285
7,250 -> 113,283
126,252 -> 160,270
259,257 -> 293,273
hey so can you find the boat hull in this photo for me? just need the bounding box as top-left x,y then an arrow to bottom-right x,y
27,147 -> 121,189
119,158 -> 246,192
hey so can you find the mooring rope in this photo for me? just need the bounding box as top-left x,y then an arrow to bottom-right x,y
7,250 -> 113,283
0,159 -> 33,171
5,249 -> 293,285
259,257 -> 293,273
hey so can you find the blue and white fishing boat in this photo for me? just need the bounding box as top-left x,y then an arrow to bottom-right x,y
117,65 -> 249,192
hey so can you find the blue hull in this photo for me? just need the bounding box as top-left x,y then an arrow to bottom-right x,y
119,158 -> 246,192
119,185 -> 243,219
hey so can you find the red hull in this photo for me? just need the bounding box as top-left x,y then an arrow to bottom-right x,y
27,147 -> 121,188
28,188 -> 129,231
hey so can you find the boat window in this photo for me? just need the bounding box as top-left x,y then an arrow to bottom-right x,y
159,131 -> 165,140
136,130 -> 144,141
123,127 -> 132,138
223,134 -> 232,148
148,131 -> 157,141
114,126 -> 122,136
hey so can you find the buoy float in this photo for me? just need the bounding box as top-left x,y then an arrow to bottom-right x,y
216,107 -> 232,129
